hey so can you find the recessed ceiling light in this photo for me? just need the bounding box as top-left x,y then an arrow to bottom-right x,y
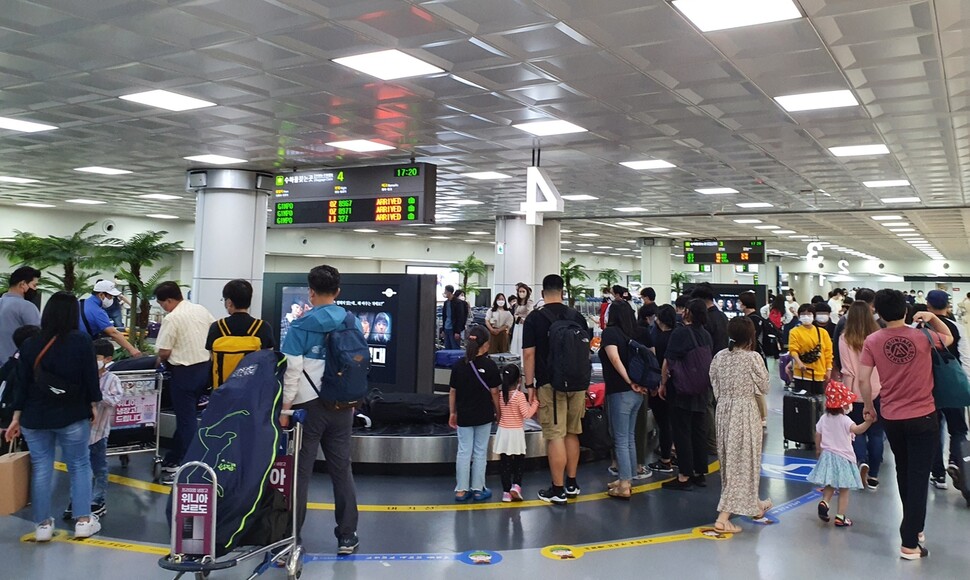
468,231 -> 490,235
354,229 -> 377,233
561,229 -> 574,234
736,202 -> 773,208
734,219 -> 762,224
774,230 -> 796,234
871,215 -> 903,221
695,187 -> 738,195
0,176 -> 40,184
578,233 -> 599,237
889,228 -> 915,232
620,160 -> 676,170
616,221 -> 641,226
74,166 -> 133,175
512,120 -> 587,136
865,180 -> 911,188
754,225 -> 780,230
431,227 -> 455,231
897,233 -> 919,237
880,196 -> 921,203
184,154 -> 247,165
829,144 -> 890,157
333,49 -> 444,80
561,194 -> 598,201
668,231 -> 691,236
119,90 -> 216,112
66,199 -> 106,205
597,246 -> 613,250
775,90 -> 857,112
463,172 -> 511,180
881,222 -> 910,227
16,202 -> 54,208
441,199 -> 483,206
138,193 -> 183,201
645,227 -> 670,232
789,235 -> 808,238
463,239 -> 479,243
672,0 -> 801,31
325,139 -> 395,153
0,116 -> 57,133
146,213 -> 178,220
430,236 -> 451,240
614,207 -> 647,212
577,243 -> 594,247
560,241 -> 572,245
395,232 -> 417,237
574,249 -> 590,253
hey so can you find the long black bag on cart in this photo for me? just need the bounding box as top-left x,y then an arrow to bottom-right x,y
166,349 -> 285,556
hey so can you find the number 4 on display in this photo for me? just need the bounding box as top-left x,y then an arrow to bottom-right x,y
520,166 -> 564,226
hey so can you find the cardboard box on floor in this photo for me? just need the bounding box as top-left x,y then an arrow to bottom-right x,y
0,451 -> 30,515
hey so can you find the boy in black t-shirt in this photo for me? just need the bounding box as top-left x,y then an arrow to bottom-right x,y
205,279 -> 276,352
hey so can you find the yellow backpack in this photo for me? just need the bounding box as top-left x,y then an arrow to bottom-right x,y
211,318 -> 264,388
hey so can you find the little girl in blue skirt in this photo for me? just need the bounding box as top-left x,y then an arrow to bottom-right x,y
809,381 -> 874,527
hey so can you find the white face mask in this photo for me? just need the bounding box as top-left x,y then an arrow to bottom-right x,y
518,293 -> 526,300
799,315 -> 814,325
815,314 -> 830,324
873,313 -> 880,321
497,300 -> 506,307
97,360 -> 106,370
101,296 -> 114,309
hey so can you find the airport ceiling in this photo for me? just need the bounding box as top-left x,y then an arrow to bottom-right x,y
0,0 -> 968,264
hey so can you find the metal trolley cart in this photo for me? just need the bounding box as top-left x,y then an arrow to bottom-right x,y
106,369 -> 164,480
158,409 -> 306,580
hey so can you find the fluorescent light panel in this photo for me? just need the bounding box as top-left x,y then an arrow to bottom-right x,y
620,160 -> 676,170
16,202 -> 54,208
754,225 -> 780,230
734,219 -> 762,224
616,221 -> 641,226
829,144 -> 890,157
865,180 -> 910,188
184,154 -> 246,165
645,227 -> 669,232
146,214 -> 178,220
463,172 -> 510,180
736,202 -> 773,208
325,140 -> 394,152
561,194 -> 598,201
578,233 -> 599,237
0,176 -> 40,184
615,207 -> 646,212
354,229 -> 377,233
871,215 -> 902,220
138,193 -> 183,201
880,222 -> 910,227
695,187 -> 738,195
66,199 -> 106,205
672,0 -> 801,32
0,116 -> 57,133
74,166 -> 132,175
775,90 -> 857,112
119,90 -> 215,112
333,49 -> 444,80
512,120 -> 587,136
881,197 -> 920,203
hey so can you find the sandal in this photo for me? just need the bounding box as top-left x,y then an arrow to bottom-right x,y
714,520 -> 743,533
834,515 -> 853,527
817,500 -> 830,522
755,498 -> 773,519
455,490 -> 471,502
607,479 -> 622,489
608,483 -> 632,499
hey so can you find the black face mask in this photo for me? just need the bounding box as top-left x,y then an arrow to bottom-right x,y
24,288 -> 40,307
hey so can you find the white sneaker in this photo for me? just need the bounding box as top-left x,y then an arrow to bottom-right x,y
35,519 -> 54,543
74,514 -> 101,539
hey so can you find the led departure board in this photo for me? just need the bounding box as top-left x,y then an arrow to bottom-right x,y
684,240 -> 766,264
269,163 -> 436,228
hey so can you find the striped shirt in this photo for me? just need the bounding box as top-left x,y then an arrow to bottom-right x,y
497,389 -> 538,430
90,371 -> 124,444
156,300 -> 215,366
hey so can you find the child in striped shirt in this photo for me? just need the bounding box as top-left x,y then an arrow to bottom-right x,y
493,365 -> 539,502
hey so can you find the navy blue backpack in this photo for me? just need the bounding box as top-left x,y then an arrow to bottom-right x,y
304,311 -> 371,403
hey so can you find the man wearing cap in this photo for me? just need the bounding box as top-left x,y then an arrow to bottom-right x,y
79,280 -> 141,358
924,289 -> 970,490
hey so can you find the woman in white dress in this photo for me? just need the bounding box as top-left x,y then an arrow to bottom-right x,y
508,283 -> 533,357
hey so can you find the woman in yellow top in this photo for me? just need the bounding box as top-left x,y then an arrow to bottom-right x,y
788,303 -> 833,395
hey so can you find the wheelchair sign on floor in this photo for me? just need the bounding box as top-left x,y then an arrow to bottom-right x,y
761,454 -> 816,483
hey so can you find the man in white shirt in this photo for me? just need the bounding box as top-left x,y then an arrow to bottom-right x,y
153,281 -> 215,483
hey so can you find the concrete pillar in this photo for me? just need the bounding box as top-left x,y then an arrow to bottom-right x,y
534,219 -> 561,287
640,238 -> 672,304
711,265 -> 736,285
494,217 -> 535,300
187,169 -> 272,317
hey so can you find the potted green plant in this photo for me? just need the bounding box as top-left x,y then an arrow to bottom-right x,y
561,257 -> 589,307
597,268 -> 621,290
671,271 -> 692,295
451,253 -> 487,297
0,222 -> 115,294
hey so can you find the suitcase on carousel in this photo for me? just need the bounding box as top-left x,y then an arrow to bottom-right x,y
782,391 -> 823,449
364,390 -> 451,426
435,349 -> 465,368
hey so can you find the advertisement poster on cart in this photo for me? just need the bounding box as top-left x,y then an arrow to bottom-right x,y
111,392 -> 157,429
174,483 -> 215,556
279,284 -> 399,385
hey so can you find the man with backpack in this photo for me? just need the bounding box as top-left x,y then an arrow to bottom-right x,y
523,274 -> 592,505
205,279 -> 275,388
280,265 -> 368,555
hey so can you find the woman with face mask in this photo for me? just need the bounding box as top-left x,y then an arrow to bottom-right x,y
485,294 -> 514,354
788,303 -> 834,396
508,283 -> 533,357
813,302 -> 837,340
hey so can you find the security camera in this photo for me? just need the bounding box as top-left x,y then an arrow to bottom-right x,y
878,263 -> 885,269
943,263 -> 950,270
102,220 -> 116,234
301,237 -> 308,245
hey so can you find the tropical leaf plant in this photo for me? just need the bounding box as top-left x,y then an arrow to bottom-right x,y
561,257 -> 590,307
451,253 -> 487,296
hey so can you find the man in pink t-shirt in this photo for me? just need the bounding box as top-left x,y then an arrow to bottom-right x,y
858,289 -> 952,560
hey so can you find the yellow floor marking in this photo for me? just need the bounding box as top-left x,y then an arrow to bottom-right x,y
54,461 -> 171,495
53,457 -> 721,514
20,530 -> 169,556
541,526 -> 733,560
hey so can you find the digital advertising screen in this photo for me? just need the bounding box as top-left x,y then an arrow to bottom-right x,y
683,283 -> 768,320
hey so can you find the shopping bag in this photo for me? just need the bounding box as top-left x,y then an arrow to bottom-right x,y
0,450 -> 30,515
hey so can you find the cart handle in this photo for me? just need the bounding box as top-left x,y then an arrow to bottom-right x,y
281,409 -> 307,425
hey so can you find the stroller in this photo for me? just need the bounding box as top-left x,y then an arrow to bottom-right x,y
158,350 -> 305,580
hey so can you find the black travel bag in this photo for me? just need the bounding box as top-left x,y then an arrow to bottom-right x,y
958,409 -> 970,507
782,391 -> 824,448
363,390 -> 450,426
579,406 -> 612,453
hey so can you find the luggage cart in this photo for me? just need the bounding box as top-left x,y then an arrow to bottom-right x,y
158,409 -> 306,580
107,369 -> 164,480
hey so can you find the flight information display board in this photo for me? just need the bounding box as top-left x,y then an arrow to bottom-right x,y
269,163 -> 436,228
684,240 -> 766,264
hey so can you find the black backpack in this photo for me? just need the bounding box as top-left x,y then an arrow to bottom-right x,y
627,339 -> 661,391
541,307 -> 592,392
303,311 -> 371,404
0,356 -> 18,423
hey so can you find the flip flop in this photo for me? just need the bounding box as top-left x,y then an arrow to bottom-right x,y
714,521 -> 743,533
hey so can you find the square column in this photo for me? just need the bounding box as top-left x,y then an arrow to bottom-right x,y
640,238 -> 672,303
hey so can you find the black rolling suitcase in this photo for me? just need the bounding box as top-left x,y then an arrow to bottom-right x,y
579,407 -> 612,454
783,392 -> 823,449
363,390 -> 450,426
958,409 -> 970,507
